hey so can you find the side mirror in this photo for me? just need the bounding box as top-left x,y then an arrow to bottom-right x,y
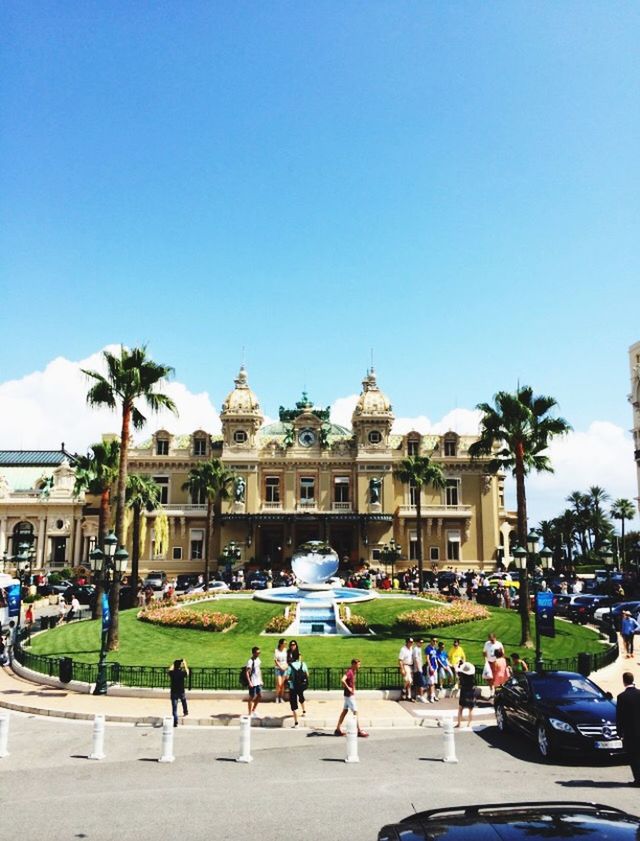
605,691 -> 613,701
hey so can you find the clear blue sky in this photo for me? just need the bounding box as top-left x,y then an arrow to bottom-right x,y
1,2 -> 638,427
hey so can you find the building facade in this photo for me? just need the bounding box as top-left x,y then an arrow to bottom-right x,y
124,367 -> 515,574
629,340 -> 640,515
0,368 -> 517,576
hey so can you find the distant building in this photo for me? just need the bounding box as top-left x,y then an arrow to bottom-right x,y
0,368 -> 517,575
629,340 -> 640,515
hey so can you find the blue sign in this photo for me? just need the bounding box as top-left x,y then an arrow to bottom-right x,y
101,592 -> 111,632
536,590 -> 555,638
6,584 -> 21,618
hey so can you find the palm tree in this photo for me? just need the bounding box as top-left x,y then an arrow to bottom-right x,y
468,386 -> 571,646
566,491 -> 591,558
611,498 -> 636,568
126,474 -> 161,606
587,485 -> 610,554
394,455 -> 446,591
83,346 -> 177,650
182,459 -> 236,586
73,439 -> 120,619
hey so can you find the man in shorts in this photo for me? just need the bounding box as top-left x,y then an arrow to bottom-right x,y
398,637 -> 414,701
245,646 -> 263,717
412,637 -> 427,702
335,658 -> 368,737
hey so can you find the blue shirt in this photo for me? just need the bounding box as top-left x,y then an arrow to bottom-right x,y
621,616 -> 640,636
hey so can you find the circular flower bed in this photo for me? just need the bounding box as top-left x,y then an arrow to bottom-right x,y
138,604 -> 237,632
396,600 -> 489,631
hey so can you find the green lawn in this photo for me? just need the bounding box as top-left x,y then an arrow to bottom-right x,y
29,596 -> 606,670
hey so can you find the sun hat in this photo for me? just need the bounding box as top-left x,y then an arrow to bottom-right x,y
458,661 -> 475,676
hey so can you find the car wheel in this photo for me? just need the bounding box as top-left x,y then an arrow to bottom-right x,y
537,723 -> 553,759
495,705 -> 508,732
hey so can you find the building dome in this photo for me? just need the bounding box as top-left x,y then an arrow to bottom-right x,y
352,368 -> 393,421
220,366 -> 262,417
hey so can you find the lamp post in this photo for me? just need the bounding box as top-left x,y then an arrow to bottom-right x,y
14,542 -> 32,631
380,539 -> 402,584
93,531 -> 128,696
601,540 -> 616,644
222,541 -> 242,578
513,538 -> 553,672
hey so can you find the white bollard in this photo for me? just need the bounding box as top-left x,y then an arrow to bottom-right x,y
0,713 -> 9,758
88,714 -> 106,760
442,715 -> 458,763
345,715 -> 359,763
158,717 -> 175,763
236,715 -> 253,763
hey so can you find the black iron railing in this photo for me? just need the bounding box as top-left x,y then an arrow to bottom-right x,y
14,638 -> 619,690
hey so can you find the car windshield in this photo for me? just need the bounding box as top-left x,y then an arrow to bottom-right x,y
530,675 -> 605,702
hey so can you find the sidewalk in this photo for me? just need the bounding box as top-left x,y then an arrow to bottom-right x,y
0,660 -> 498,729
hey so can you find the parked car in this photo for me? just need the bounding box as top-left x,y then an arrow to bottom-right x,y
378,802 -> 640,841
246,572 -> 268,590
188,579 -> 229,593
594,600 -> 640,628
142,571 -> 167,591
175,573 -> 200,592
568,594 -> 617,624
494,670 -> 624,760
553,593 -> 583,617
62,584 -> 96,606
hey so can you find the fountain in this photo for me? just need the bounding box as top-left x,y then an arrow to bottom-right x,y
253,541 -> 375,635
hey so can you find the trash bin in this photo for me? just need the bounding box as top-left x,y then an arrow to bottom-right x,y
40,615 -> 49,631
59,656 -> 73,683
577,652 -> 592,677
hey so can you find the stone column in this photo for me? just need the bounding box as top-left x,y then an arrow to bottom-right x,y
0,518 -> 6,556
37,517 -> 46,565
74,517 -> 82,564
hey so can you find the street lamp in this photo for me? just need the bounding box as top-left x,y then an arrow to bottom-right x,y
380,539 -> 402,584
14,542 -> 31,631
601,540 -> 616,644
222,541 -> 242,578
93,531 -> 128,696
513,541 -> 553,672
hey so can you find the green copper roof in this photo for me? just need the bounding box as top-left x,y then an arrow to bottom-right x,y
0,450 -> 74,466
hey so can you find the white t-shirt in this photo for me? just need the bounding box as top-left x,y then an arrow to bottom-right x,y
71,597 -> 80,612
246,657 -> 263,686
274,648 -> 288,670
483,640 -> 503,663
411,646 -> 423,672
398,645 -> 413,666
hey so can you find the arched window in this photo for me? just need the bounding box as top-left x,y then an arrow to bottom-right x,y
11,521 -> 34,555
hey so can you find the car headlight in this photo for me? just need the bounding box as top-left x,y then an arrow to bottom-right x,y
549,718 -> 575,733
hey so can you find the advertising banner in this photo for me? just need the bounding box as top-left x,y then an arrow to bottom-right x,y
101,592 -> 111,633
6,584 -> 21,618
536,590 -> 555,638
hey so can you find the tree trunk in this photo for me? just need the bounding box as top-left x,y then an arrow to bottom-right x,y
130,503 -> 141,609
93,488 -> 110,620
416,485 -> 423,592
620,518 -> 626,570
108,403 -> 130,651
204,497 -> 212,586
515,445 -> 532,647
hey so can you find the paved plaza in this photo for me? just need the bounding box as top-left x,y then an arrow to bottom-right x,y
0,654 -> 639,841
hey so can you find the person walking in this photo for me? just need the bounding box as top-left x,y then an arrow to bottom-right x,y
168,658 -> 189,727
398,637 -> 414,701
245,645 -> 263,717
621,611 -> 640,658
24,604 -> 34,640
455,661 -> 477,728
334,658 -> 368,738
483,632 -> 503,698
412,637 -> 427,702
616,671 -> 640,786
274,638 -> 288,703
286,653 -> 309,726
491,647 -> 510,691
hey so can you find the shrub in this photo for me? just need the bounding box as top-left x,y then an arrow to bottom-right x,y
339,604 -> 370,634
396,601 -> 489,631
138,605 -> 236,632
265,614 -> 293,633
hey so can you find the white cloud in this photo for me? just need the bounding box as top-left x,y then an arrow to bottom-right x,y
0,347 -> 221,452
330,395 -> 481,436
520,422 -> 639,526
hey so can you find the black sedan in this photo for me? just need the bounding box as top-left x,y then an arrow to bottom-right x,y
495,671 -> 624,760
568,594 -> 616,624
378,802 -> 640,841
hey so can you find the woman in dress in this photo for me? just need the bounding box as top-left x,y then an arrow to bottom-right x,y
492,647 -> 511,690
455,661 -> 476,728
274,638 -> 288,704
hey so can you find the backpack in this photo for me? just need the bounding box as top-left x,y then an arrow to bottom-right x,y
292,663 -> 308,691
239,659 -> 254,688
